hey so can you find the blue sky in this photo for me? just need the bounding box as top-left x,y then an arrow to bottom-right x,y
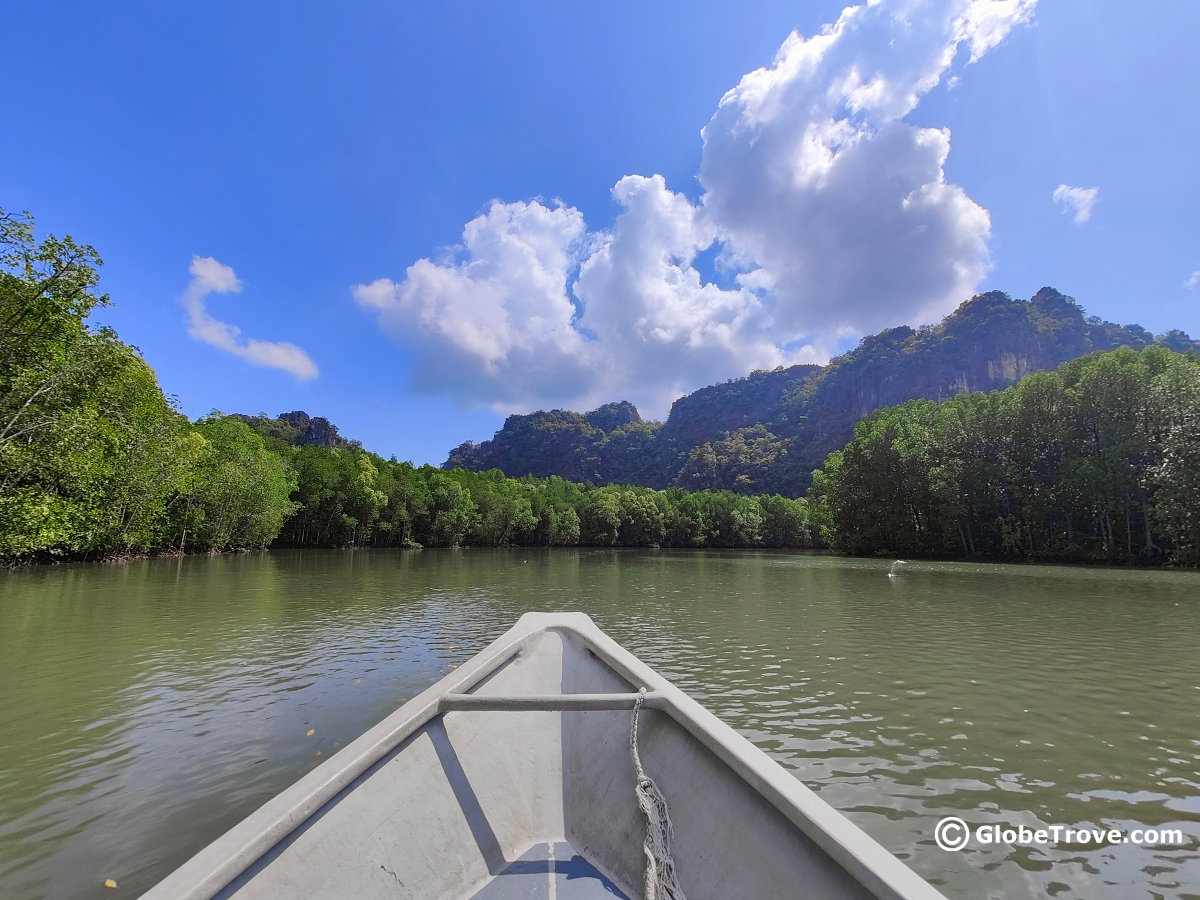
4,1 -> 1198,465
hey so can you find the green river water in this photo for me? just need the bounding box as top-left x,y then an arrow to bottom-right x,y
0,549 -> 1197,899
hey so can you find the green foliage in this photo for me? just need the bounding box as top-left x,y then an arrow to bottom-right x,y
0,206 -> 814,562
674,425 -> 789,492
578,491 -> 622,546
1,210 -> 193,557
1,209 -> 109,376
181,417 -> 298,550
810,346 -> 1200,566
0,210 -> 293,560
446,288 -> 1199,498
47,204 -> 1199,568
426,472 -> 476,547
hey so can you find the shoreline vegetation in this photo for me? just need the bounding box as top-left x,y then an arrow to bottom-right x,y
3,208 -> 1198,568
810,345 -> 1200,567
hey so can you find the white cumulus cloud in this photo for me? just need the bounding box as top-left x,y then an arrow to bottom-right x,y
1053,184 -> 1099,223
573,175 -> 796,414
183,256 -> 318,380
356,0 -> 1036,416
698,0 -> 1026,337
353,200 -> 597,409
1185,270 -> 1200,290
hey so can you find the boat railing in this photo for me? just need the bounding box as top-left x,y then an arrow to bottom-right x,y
439,691 -> 664,711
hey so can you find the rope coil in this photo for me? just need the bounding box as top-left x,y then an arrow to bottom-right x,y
630,688 -> 687,900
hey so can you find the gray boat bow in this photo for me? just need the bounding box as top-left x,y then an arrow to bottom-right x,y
144,612 -> 946,899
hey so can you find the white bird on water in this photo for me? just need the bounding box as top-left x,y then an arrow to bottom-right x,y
888,560 -> 908,577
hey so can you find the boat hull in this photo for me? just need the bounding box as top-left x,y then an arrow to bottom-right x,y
144,613 -> 945,899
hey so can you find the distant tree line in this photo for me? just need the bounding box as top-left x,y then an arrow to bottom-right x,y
5,207 -> 1199,567
260,443 -> 814,550
809,346 -> 1200,565
447,288 -> 1200,496
0,208 -> 815,560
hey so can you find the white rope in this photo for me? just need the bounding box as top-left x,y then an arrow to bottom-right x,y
630,687 -> 687,900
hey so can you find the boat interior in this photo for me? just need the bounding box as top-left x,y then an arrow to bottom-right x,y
147,614 -> 940,900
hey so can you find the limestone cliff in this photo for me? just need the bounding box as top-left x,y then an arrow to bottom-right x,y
445,288 -> 1198,494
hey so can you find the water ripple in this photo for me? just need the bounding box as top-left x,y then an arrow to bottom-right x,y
1,549 -> 1198,898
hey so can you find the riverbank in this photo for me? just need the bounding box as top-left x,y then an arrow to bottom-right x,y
23,538 -> 1200,577
9,538 -> 1197,572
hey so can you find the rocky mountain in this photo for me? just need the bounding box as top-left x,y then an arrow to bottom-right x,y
445,288 -> 1200,495
445,405 -> 663,485
235,411 -> 361,450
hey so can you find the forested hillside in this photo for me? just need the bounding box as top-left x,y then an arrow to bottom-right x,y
233,410 -> 361,450
233,412 -> 815,551
6,207 -> 1198,567
0,209 -> 813,561
447,289 -> 1199,494
0,210 -> 297,558
809,346 -> 1200,566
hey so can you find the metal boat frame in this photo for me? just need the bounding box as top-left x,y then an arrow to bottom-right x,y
146,612 -> 945,899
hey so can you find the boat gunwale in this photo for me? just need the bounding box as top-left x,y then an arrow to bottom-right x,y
143,611 -> 946,900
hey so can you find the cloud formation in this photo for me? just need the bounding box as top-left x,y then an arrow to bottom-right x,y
357,0 -> 1036,416
183,256 -> 318,380
698,0 -> 1028,336
353,201 -> 592,408
1185,270 -> 1200,290
1053,184 -> 1099,223
573,175 -> 794,413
